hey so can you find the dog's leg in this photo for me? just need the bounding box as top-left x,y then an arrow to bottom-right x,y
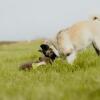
66,51 -> 76,64
92,42 -> 100,55
92,40 -> 100,55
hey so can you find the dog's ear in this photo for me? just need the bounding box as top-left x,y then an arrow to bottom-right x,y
40,44 -> 49,51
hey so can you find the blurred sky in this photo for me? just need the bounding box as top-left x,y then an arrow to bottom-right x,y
0,0 -> 100,41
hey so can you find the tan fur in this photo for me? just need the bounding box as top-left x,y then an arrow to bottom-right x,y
45,15 -> 100,63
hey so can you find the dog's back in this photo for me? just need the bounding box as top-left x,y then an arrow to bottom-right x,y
56,16 -> 100,53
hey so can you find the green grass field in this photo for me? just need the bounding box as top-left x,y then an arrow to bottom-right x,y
0,40 -> 100,100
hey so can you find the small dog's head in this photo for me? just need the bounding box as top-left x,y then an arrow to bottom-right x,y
39,44 -> 57,61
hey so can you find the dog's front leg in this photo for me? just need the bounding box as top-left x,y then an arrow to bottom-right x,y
66,51 -> 76,64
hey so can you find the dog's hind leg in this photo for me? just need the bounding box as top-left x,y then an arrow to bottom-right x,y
92,40 -> 100,55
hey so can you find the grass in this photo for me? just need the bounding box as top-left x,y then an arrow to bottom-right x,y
0,40 -> 100,100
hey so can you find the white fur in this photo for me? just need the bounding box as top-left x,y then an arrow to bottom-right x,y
37,61 -> 46,66
50,45 -> 60,56
66,51 -> 76,64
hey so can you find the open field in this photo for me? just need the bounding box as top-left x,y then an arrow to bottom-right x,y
0,40 -> 100,100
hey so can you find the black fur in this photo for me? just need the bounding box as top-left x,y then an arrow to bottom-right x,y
40,44 -> 49,50
39,44 -> 57,61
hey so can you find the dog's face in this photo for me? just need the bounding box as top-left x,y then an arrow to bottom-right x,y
39,44 -> 57,61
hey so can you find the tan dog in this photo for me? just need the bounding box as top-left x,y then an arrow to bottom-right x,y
44,15 -> 100,64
